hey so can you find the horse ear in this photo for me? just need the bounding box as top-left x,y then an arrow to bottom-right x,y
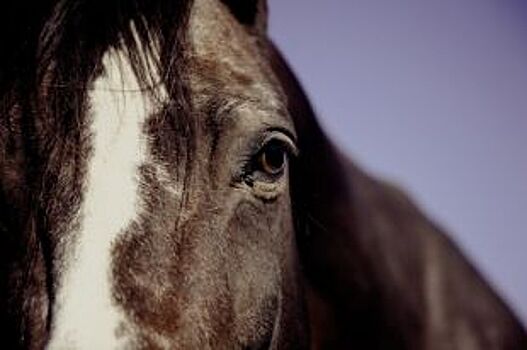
266,42 -> 527,348
219,0 -> 267,33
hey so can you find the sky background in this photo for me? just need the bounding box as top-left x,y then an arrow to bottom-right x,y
268,0 -> 527,325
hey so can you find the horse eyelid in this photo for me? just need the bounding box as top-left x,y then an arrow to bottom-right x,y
260,128 -> 299,158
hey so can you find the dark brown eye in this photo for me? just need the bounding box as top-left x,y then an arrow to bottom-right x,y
259,140 -> 287,175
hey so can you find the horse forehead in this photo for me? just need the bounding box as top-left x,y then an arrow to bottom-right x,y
187,0 -> 287,126
189,0 -> 252,54
188,0 -> 272,84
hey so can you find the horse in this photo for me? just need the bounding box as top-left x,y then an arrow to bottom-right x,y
0,0 -> 525,348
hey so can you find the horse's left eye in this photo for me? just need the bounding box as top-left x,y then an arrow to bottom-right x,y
238,132 -> 297,195
258,139 -> 288,176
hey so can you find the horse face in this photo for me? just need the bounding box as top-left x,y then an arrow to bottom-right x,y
40,0 -> 306,348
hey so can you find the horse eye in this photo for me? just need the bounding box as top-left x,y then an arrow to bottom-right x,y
258,139 -> 288,175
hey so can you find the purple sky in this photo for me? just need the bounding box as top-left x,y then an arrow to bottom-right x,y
268,0 -> 527,324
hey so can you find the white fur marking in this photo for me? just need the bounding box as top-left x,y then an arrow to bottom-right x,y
47,51 -> 153,349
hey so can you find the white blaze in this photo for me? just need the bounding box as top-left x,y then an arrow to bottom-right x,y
47,51 -> 153,349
